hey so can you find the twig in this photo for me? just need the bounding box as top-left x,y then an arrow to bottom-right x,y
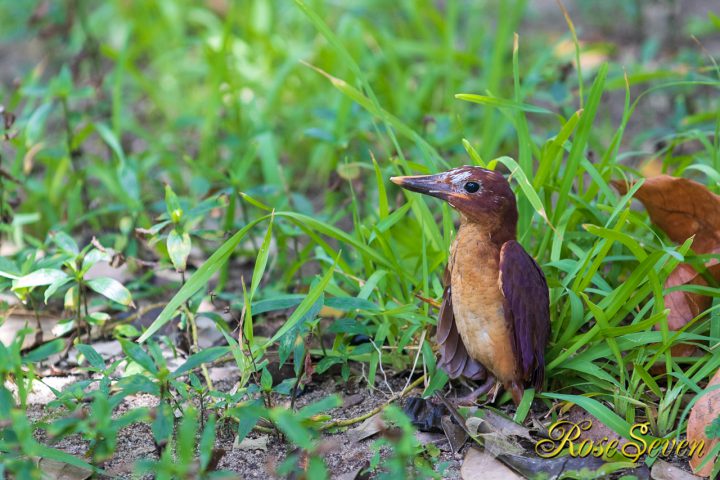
402,329 -> 426,393
369,338 -> 394,396
99,302 -> 166,336
319,374 -> 425,431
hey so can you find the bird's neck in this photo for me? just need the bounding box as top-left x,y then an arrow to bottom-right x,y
458,215 -> 516,248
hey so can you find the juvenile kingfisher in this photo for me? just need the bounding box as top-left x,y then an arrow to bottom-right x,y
391,166 -> 550,405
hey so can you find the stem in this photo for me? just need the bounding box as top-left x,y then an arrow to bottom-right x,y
180,269 -> 214,390
290,349 -> 308,411
83,280 -> 91,343
314,322 -> 328,357
238,193 -> 259,251
319,375 -> 426,431
76,280 -> 83,341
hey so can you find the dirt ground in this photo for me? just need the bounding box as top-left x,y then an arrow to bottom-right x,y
25,363 -> 463,479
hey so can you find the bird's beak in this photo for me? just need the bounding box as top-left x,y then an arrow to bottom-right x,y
390,173 -> 455,200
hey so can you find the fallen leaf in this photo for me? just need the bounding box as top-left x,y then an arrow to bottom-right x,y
496,451 -> 618,479
465,416 -> 524,457
612,175 -> 720,252
234,435 -> 269,452
687,368 -> 720,476
38,458 -> 91,480
403,396 -> 447,432
348,413 -> 386,443
479,409 -> 534,443
439,395 -> 621,479
441,415 -> 468,453
461,447 -> 523,480
651,458 -> 703,480
342,393 -> 365,408
415,431 -> 448,449
566,406 -> 627,449
613,175 -> 720,347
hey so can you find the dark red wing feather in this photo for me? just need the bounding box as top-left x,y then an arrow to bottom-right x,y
499,240 -> 550,390
437,268 -> 486,381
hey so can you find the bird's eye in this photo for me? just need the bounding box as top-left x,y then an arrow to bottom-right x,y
464,181 -> 480,193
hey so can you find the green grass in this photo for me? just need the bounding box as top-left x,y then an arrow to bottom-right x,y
1,0 -> 720,477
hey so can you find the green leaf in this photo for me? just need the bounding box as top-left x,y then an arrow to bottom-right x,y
199,415 -> 217,470
307,457 -> 328,479
138,215 -> 270,343
50,231 -> 79,255
232,401 -> 264,442
152,402 -> 174,444
250,215 -> 274,299
177,408 -> 198,464
298,395 -> 341,419
0,257 -> 21,279
271,408 -> 313,446
87,311 -> 111,324
82,249 -> 110,273
455,93 -> 553,114
94,122 -> 126,164
261,368 -> 273,391
544,393 -> 657,443
32,446 -> 96,474
267,256 -> 338,346
120,340 -> 158,374
65,285 -> 77,310
165,184 -> 183,223
44,275 -> 73,303
86,277 -> 134,307
251,295 -> 305,315
325,297 -> 379,312
13,269 -> 68,290
490,156 -> 552,228
25,102 -> 53,146
706,416 -> 720,439
76,344 -> 106,371
172,346 -> 229,378
422,369 -> 448,397
22,339 -> 64,363
167,229 -> 191,272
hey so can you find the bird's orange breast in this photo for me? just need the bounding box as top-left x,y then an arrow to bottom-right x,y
449,223 -> 517,383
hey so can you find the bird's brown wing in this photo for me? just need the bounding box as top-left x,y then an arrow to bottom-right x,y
499,240 -> 550,390
436,262 -> 486,381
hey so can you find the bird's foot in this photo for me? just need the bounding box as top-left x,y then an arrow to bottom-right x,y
455,376 -> 497,406
509,381 -> 524,406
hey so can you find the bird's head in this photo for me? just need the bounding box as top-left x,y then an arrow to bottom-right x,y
391,166 -> 518,236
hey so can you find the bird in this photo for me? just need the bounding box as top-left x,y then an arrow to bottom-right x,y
391,166 -> 550,405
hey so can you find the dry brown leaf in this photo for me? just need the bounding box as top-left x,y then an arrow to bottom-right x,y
441,415 -> 468,453
348,413 -> 386,443
651,458 -> 703,480
612,175 -> 720,253
38,458 -> 92,480
687,368 -> 720,476
234,435 -> 269,452
613,175 -> 720,337
566,406 -> 628,448
664,263 -> 720,331
461,447 -> 523,480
